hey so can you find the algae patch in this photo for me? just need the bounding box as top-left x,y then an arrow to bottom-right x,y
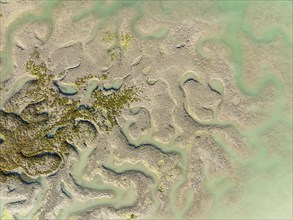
103,32 -> 133,61
0,53 -> 140,180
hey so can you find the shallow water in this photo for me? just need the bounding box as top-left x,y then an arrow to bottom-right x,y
0,1 -> 292,219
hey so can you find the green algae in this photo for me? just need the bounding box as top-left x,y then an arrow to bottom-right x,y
0,0 -> 170,82
0,54 -> 140,180
0,74 -> 38,109
103,32 -> 133,61
92,85 -> 140,128
0,0 -> 61,82
0,209 -> 14,220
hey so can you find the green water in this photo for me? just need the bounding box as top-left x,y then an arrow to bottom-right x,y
196,1 -> 292,219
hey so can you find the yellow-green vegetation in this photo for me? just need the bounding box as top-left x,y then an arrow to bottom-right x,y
127,213 -> 137,219
92,86 -> 139,128
0,52 -> 140,181
120,33 -> 132,50
1,209 -> 14,220
75,74 -> 95,87
75,73 -> 109,87
103,32 -> 133,61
